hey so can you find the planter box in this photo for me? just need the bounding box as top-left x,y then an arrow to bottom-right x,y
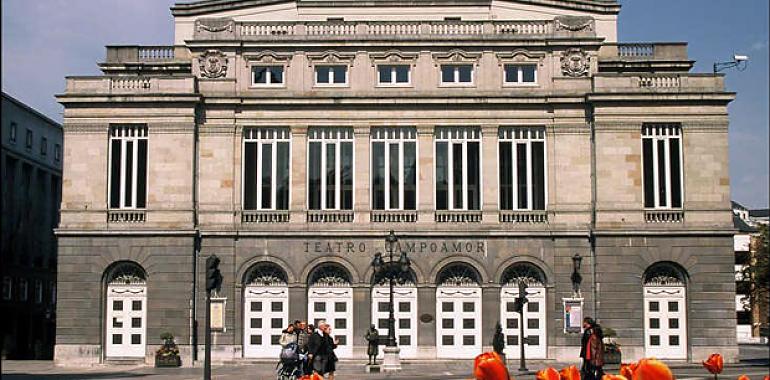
155,354 -> 181,367
604,350 -> 622,365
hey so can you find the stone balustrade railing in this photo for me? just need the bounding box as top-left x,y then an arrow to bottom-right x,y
638,75 -> 681,88
108,210 -> 146,223
307,210 -> 354,223
242,210 -> 290,223
499,210 -> 548,223
592,74 -> 724,92
370,211 -> 418,223
435,211 -> 483,223
64,76 -> 196,95
599,43 -> 689,60
645,210 -> 684,223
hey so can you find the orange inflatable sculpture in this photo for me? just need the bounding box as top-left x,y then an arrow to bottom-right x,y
535,367 -> 560,380
473,352 -> 511,380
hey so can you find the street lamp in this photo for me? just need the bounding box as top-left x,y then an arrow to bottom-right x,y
515,280 -> 529,373
370,230 -> 411,371
571,253 -> 583,297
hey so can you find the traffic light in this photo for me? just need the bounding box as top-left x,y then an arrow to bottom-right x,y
205,255 -> 222,292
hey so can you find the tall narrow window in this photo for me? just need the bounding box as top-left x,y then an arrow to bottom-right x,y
10,122 -> 17,143
243,128 -> 291,210
435,127 -> 481,210
499,127 -> 546,210
109,125 -> 148,209
308,128 -> 353,210
642,124 -> 683,209
371,128 -> 417,210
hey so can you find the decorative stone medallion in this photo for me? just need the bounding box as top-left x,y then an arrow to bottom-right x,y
198,50 -> 228,78
560,48 -> 590,77
554,15 -> 595,32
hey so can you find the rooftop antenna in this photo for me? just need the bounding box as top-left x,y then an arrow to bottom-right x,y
714,54 -> 749,73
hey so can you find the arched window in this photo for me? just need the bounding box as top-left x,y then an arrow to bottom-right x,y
372,267 -> 416,286
643,262 -> 686,287
308,263 -> 352,287
243,262 -> 288,286
500,262 -> 546,287
106,261 -> 146,285
436,263 -> 481,287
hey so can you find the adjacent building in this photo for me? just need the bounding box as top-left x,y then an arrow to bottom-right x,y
732,201 -> 769,343
1,92 -> 63,359
55,0 -> 738,365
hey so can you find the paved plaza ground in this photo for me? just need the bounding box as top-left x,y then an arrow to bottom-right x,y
3,345 -> 767,380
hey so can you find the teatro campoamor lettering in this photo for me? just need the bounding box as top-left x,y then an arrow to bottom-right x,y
303,240 -> 486,255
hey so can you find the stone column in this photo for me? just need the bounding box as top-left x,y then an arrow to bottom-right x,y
481,124 -> 498,224
417,125 -> 434,223
290,125 -> 308,223
353,285 -> 372,358
481,285 -> 501,352
416,285 -> 436,358
353,125 -> 371,223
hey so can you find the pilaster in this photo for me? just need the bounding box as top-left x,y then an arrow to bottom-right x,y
354,125 -> 371,223
417,125 -> 434,223
290,125 -> 308,223
481,124 -> 498,224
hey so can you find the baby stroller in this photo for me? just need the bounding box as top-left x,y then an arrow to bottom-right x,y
276,343 -> 305,380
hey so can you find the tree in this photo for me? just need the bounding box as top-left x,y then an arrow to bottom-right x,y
743,225 -> 769,337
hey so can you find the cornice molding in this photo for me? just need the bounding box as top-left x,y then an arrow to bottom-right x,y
368,49 -> 420,67
243,50 -> 294,66
305,50 -> 357,66
432,49 -> 483,65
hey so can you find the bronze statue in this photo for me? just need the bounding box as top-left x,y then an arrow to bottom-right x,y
365,324 -> 379,365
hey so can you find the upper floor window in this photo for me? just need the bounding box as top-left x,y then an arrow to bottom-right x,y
308,128 -> 353,210
109,125 -> 148,209
25,129 -> 33,149
315,65 -> 348,86
371,127 -> 417,211
440,64 -> 473,85
499,127 -> 546,210
243,128 -> 290,211
504,64 -> 537,85
54,144 -> 61,162
9,122 -> 17,143
40,136 -> 48,156
435,127 -> 481,211
642,124 -> 683,209
252,66 -> 284,86
2,276 -> 11,301
34,279 -> 43,304
377,65 -> 410,86
19,278 -> 28,302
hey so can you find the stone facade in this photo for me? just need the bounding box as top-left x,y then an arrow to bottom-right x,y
55,0 -> 737,366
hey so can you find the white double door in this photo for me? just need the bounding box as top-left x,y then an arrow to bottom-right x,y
436,287 -> 482,358
371,286 -> 418,358
308,286 -> 353,358
644,286 -> 687,359
500,286 -> 547,359
105,284 -> 147,358
243,286 -> 289,358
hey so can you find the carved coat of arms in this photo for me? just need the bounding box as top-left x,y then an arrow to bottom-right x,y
198,50 -> 228,78
560,48 -> 590,77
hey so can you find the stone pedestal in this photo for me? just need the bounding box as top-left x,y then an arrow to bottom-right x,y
381,346 -> 402,372
365,364 -> 381,373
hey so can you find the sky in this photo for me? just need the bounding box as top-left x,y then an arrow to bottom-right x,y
2,0 -> 768,208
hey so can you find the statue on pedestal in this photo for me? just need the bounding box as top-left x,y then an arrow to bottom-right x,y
365,324 -> 380,365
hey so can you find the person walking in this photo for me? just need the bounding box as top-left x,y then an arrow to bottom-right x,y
322,324 -> 339,380
307,322 -> 330,378
279,323 -> 298,347
579,317 -> 605,380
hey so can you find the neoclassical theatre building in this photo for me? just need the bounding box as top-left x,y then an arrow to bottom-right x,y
55,0 -> 738,365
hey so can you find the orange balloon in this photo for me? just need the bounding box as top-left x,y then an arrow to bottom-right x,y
736,375 -> 750,380
535,368 -> 560,380
473,352 -> 511,380
619,362 -> 636,379
702,353 -> 724,375
560,365 -> 581,380
632,358 -> 673,380
601,375 -> 628,380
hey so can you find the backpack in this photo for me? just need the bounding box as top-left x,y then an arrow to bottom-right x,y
280,342 -> 299,362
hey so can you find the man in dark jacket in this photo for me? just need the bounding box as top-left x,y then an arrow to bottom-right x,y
579,317 -> 605,380
307,321 -> 332,377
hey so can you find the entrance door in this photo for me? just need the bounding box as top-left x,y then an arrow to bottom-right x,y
500,285 -> 547,359
436,286 -> 482,358
243,286 -> 289,358
106,284 -> 147,358
308,287 -> 353,358
371,286 -> 417,358
644,286 -> 687,359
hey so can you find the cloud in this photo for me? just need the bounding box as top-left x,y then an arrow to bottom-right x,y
751,40 -> 768,51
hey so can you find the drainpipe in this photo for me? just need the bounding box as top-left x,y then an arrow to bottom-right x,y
588,104 -> 599,321
191,106 -> 201,362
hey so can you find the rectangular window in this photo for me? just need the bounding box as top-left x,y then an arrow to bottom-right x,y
40,137 -> 48,156
504,64 -> 537,84
377,65 -> 410,85
499,127 -> 546,210
243,128 -> 290,210
54,144 -> 61,161
315,65 -> 348,86
25,129 -> 33,149
642,124 -> 683,209
435,127 -> 481,210
440,64 -> 474,85
251,66 -> 284,86
10,122 -> 17,143
19,278 -> 28,302
2,277 -> 11,300
109,125 -> 148,209
34,280 -> 43,304
371,127 -> 417,210
307,128 -> 353,210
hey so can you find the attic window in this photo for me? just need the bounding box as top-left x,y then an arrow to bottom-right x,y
444,17 -> 461,21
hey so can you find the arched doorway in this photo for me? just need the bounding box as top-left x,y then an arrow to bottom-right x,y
643,262 -> 688,359
307,263 -> 353,358
105,261 -> 147,358
242,262 -> 289,358
370,268 -> 418,358
435,263 -> 482,358
500,262 -> 547,359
